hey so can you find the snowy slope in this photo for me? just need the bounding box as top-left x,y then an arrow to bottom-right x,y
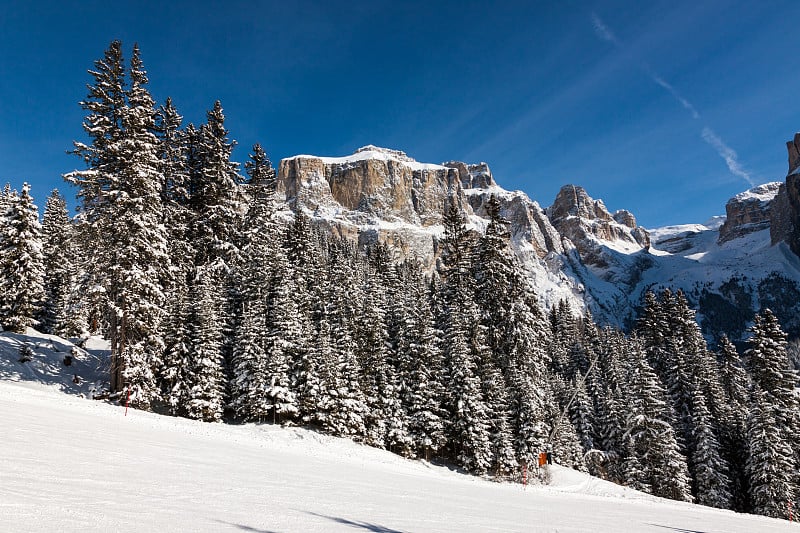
0,328 -> 109,397
1,380 -> 796,533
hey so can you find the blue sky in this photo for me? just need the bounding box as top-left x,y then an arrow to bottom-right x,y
1,0 -> 799,227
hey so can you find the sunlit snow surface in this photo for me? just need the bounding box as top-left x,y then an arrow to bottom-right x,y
286,145 -> 447,172
1,378 -> 796,532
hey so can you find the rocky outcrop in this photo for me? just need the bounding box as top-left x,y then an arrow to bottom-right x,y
718,182 -> 781,244
464,189 -> 564,258
612,209 -> 636,229
787,133 -> 800,175
443,161 -> 495,189
547,185 -> 650,264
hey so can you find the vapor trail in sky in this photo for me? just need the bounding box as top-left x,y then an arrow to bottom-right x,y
591,13 -> 619,45
590,13 -> 755,187
648,72 -> 700,119
701,128 -> 755,186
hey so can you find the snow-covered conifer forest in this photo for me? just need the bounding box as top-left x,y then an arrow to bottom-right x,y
2,41 -> 799,524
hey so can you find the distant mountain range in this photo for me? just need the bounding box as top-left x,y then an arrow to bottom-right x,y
272,139 -> 800,342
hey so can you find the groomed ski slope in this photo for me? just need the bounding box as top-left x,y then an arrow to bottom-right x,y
1,382 -> 797,532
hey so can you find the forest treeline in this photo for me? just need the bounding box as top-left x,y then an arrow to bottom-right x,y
1,41 -> 798,520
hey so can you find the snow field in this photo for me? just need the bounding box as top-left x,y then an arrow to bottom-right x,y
1,381 -> 797,533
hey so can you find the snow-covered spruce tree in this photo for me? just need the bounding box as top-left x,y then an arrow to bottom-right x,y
262,248 -> 303,424
0,183 -> 10,209
38,190 -> 78,336
186,268 -> 227,422
475,340 -> 518,477
0,183 -> 44,332
354,271 -> 391,448
594,384 -> 626,481
438,199 -> 493,474
546,376 -> 587,471
400,268 -> 447,461
110,45 -> 170,407
229,276 -> 270,420
689,386 -> 732,508
585,328 -> 628,480
716,335 -> 750,512
744,309 -> 800,503
746,386 -> 797,519
506,359 -> 549,470
155,97 -> 189,210
298,313 -> 339,429
281,210 -> 320,421
64,40 -> 126,338
65,42 -> 169,407
443,303 -> 493,475
371,249 -> 417,456
637,289 -> 731,505
472,195 -> 515,366
319,244 -> 369,439
472,194 -> 561,476
623,339 -> 692,502
673,292 -> 729,433
568,376 -> 595,452
158,278 -> 193,416
620,434 -> 651,493
745,310 -> 799,421
188,100 -> 244,269
438,199 -> 474,301
356,270 -> 412,454
154,97 -> 194,307
229,146 -> 279,421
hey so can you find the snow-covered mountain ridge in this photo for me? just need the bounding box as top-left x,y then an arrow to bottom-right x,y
275,142 -> 800,341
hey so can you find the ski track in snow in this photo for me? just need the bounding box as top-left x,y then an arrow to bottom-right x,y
1,380 -> 797,532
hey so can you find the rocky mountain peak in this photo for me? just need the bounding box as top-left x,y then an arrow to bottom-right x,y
719,182 -> 782,244
548,185 -> 613,222
612,209 -> 638,229
547,185 -> 650,252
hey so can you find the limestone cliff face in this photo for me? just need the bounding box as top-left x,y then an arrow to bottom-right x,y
444,161 -> 495,189
769,135 -> 800,255
786,132 -> 800,175
719,182 -> 781,244
274,146 -> 571,273
786,173 -> 800,257
277,146 -> 463,226
784,135 -> 800,256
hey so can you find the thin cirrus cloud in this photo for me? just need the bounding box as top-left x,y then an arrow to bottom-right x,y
590,12 -> 754,188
